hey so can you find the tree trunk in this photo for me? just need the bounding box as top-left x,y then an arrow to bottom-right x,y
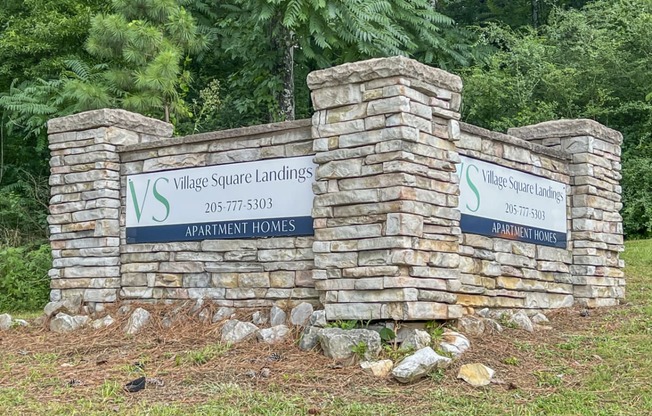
532,0 -> 539,28
280,31 -> 295,121
164,103 -> 170,123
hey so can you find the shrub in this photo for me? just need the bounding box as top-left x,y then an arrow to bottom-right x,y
0,243 -> 51,312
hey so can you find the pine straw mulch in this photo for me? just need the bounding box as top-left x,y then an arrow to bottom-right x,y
0,302 -> 627,412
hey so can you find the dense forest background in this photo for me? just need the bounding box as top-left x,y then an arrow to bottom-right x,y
0,0 -> 650,309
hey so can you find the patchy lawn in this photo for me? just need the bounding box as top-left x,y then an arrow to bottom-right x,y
1,240 -> 651,415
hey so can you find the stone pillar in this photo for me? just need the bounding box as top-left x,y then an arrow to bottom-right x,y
508,119 -> 625,307
308,56 -> 464,321
47,109 -> 173,311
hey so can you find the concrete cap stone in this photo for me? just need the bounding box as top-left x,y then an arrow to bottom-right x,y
307,56 -> 462,93
507,119 -> 622,145
48,108 -> 174,137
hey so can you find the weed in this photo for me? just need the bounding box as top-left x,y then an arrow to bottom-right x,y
99,380 -> 122,402
428,368 -> 446,383
534,370 -> 563,387
503,356 -> 520,366
326,320 -> 358,330
174,343 -> 231,366
382,345 -> 414,362
379,327 -> 396,344
351,342 -> 368,359
425,321 -> 445,341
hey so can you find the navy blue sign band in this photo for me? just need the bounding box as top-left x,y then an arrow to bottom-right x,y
461,214 -> 567,248
126,216 -> 314,243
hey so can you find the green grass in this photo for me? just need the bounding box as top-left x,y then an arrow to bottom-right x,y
0,240 -> 651,415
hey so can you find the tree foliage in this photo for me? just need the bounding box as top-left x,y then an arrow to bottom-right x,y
461,0 -> 652,236
214,0 -> 476,121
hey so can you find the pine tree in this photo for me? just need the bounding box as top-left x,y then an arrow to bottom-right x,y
84,0 -> 208,122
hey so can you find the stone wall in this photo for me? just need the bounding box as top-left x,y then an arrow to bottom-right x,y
47,56 -> 625,318
455,124 -> 574,310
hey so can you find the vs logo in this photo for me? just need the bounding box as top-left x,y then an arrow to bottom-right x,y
456,162 -> 480,213
128,178 -> 171,223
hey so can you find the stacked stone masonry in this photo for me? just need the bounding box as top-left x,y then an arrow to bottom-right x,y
47,57 -> 625,318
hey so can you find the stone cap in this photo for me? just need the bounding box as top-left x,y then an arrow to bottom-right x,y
48,109 -> 174,137
460,122 -> 569,161
507,119 -> 622,145
307,56 -> 462,93
121,118 -> 312,152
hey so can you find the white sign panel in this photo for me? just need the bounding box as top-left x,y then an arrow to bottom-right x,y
125,156 -> 316,243
457,155 -> 568,248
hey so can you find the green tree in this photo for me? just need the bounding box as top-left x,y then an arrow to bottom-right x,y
83,0 -> 209,122
437,0 -> 593,28
214,0 -> 475,121
461,0 -> 652,237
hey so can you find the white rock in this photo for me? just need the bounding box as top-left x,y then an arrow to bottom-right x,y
221,320 -> 259,344
509,311 -> 534,332
319,328 -> 381,360
360,360 -> 393,378
252,311 -> 268,326
482,318 -> 503,333
439,330 -> 470,358
457,363 -> 495,387
91,315 -> 115,329
308,310 -> 327,328
13,319 -> 29,327
457,315 -> 486,336
290,302 -> 314,327
476,308 -> 490,318
50,313 -> 89,333
392,347 -> 451,383
212,307 -> 235,323
401,329 -> 432,350
0,314 -> 13,330
124,308 -> 151,335
530,312 -> 549,324
299,326 -> 323,351
269,306 -> 287,326
256,325 -> 290,344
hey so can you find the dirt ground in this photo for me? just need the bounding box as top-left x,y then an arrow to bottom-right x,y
0,303 -> 616,411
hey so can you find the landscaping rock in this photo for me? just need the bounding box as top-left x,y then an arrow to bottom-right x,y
391,347 -> 451,383
439,330 -> 470,358
190,298 -> 204,314
50,313 -> 90,333
269,306 -> 287,326
360,360 -> 394,378
309,310 -> 327,328
509,311 -> 534,332
457,315 -> 486,337
319,328 -> 381,360
198,308 -> 211,323
13,319 -> 29,327
290,302 -> 313,327
400,329 -> 431,350
44,296 -> 83,317
91,315 -> 115,330
117,305 -> 132,316
530,312 -> 549,324
252,311 -> 268,326
482,318 -> 503,334
476,308 -> 490,318
457,363 -> 495,387
212,307 -> 235,323
257,325 -> 290,344
299,326 -> 323,351
221,320 -> 258,344
0,314 -> 12,330
125,308 -> 151,335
